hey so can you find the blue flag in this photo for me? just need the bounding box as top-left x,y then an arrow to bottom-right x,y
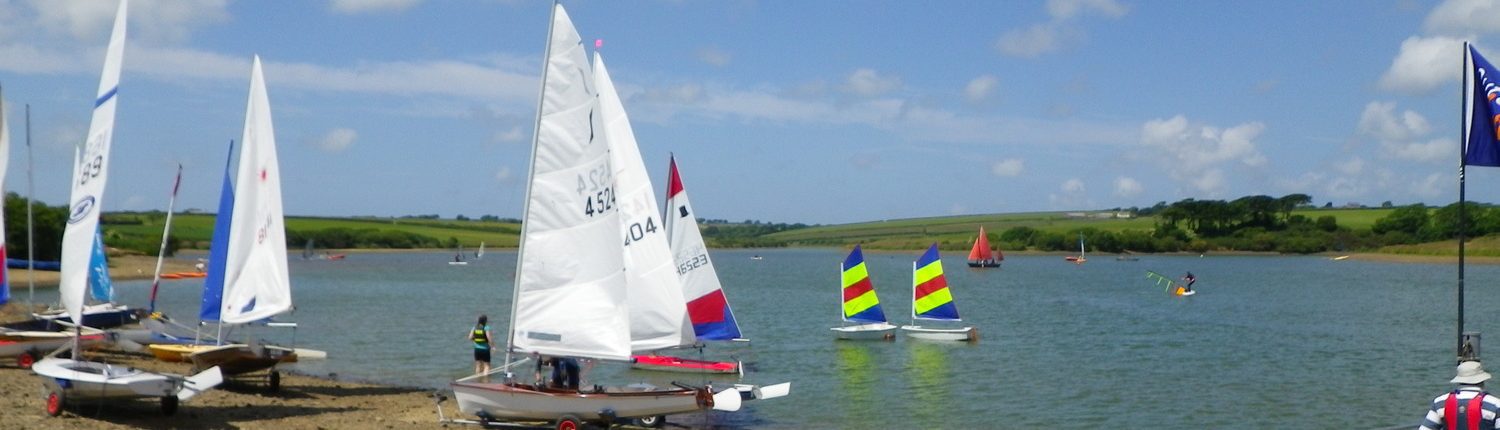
1465,45 -> 1500,167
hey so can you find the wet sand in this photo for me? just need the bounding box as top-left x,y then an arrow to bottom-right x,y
9,254 -> 204,290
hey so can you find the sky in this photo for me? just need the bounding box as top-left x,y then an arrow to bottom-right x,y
1,0 -> 1499,225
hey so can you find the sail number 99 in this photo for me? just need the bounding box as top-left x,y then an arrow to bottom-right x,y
677,253 -> 709,275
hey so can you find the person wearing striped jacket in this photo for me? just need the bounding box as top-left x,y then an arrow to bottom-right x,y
1421,361 -> 1500,430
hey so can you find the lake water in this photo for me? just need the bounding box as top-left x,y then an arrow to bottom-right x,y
28,248 -> 1499,428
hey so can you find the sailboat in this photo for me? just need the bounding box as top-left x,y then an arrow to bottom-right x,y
31,1 -> 223,417
449,244 -> 468,265
476,242 -> 485,260
1064,233 -> 1087,264
900,244 -> 977,341
831,245 -> 897,340
632,155 -> 746,374
966,226 -> 1002,268
166,57 -> 299,390
449,5 -> 750,427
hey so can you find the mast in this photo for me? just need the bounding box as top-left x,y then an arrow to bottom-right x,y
505,0 -> 560,369
147,164 -> 182,313
1458,41 -> 1469,359
24,103 -> 33,305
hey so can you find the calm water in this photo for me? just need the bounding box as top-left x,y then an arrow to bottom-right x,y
29,249 -> 1500,428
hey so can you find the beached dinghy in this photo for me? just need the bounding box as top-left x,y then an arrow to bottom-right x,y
179,56 -> 301,390
899,244 -> 978,342
450,6 -> 758,427
32,0 -> 224,417
832,246 -> 898,340
0,329 -> 105,368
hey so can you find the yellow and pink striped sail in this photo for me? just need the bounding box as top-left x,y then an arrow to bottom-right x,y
913,244 -> 960,321
841,246 -> 888,324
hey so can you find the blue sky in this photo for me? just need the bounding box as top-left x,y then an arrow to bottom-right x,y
1,0 -> 1499,224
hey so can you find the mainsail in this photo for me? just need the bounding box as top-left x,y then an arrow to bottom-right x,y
507,4 -> 631,361
665,156 -> 743,341
597,53 -> 692,351
912,244 -> 960,322
0,86 -> 9,305
59,0 -> 127,326
840,245 -> 888,324
200,140 -> 235,323
219,57 -> 291,325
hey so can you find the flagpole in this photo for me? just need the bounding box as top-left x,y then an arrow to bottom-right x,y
24,104 -> 33,307
1458,41 -> 1469,361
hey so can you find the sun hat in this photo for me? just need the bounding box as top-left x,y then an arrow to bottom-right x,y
1453,361 -> 1493,384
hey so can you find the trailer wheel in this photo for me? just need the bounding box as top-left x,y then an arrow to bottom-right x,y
633,414 -> 667,428
555,414 -> 584,430
161,395 -> 178,416
45,390 -> 64,417
269,370 -> 281,392
18,349 -> 39,369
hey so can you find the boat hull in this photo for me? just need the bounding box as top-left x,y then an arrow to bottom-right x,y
5,303 -> 140,331
831,322 -> 897,341
900,325 -> 978,342
188,344 -> 295,375
149,344 -> 216,363
450,381 -> 708,422
33,358 -> 181,400
0,331 -> 106,359
966,261 -> 1001,268
630,355 -> 739,374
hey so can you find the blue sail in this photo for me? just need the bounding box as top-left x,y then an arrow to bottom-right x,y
88,224 -> 113,302
200,140 -> 235,323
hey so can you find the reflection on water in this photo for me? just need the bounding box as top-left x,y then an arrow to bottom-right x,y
835,343 -> 880,429
906,342 -> 952,425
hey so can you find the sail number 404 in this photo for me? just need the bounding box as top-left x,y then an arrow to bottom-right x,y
623,217 -> 659,247
677,253 -> 709,275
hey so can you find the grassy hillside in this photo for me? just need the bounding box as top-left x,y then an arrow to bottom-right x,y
764,207 -> 1396,250
102,213 -> 519,251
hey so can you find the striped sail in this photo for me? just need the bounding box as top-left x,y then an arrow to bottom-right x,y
665,156 -> 742,341
597,53 -> 692,351
912,244 -> 960,321
59,0 -> 127,326
840,245 -> 887,324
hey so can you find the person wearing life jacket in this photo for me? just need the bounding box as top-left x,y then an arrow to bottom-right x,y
1182,272 -> 1196,293
1421,361 -> 1500,429
467,314 -> 494,381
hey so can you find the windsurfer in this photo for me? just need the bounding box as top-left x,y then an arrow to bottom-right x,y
1182,272 -> 1196,292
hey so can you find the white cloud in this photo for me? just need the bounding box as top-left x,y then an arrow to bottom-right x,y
1424,0 -> 1500,36
1357,101 -> 1431,141
314,128 -> 357,152
1113,176 -> 1142,197
1384,138 -> 1452,162
697,46 -> 731,67
27,0 -> 228,44
1139,115 -> 1267,194
1335,157 -> 1365,176
1413,172 -> 1447,198
996,23 -> 1073,58
1379,36 -> 1464,93
990,158 -> 1024,177
1046,0 -> 1128,19
965,74 -> 999,102
330,0 -> 422,14
843,68 -> 900,97
1062,178 -> 1085,193
492,126 -> 525,144
494,166 -> 513,182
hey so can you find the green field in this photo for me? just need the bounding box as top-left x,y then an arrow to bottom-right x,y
102,213 -> 520,250
762,207 -> 1397,251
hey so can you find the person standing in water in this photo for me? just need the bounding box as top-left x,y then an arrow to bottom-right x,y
467,314 -> 494,380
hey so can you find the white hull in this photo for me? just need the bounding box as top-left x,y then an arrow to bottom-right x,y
450,381 -> 710,421
448,261 -> 468,266
0,329 -> 108,358
831,322 -> 897,340
900,325 -> 977,342
32,358 -> 222,401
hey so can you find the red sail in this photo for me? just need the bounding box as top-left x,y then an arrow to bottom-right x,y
969,227 -> 995,261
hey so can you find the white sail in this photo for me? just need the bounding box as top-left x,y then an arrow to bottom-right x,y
220,56 -> 292,324
509,4 -> 630,361
0,86 -> 10,301
596,54 -> 692,351
59,0 -> 127,326
665,157 -> 743,341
